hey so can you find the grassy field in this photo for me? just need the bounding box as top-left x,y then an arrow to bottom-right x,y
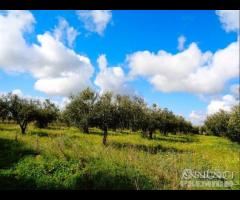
0,123 -> 239,190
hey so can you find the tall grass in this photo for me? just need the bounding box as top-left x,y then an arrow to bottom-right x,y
0,123 -> 239,190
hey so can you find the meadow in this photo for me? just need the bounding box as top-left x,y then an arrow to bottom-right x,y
0,123 -> 239,190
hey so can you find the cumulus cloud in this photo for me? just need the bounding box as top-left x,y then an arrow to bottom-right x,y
189,110 -> 205,125
177,35 -> 186,51
190,84 -> 239,124
53,18 -> 80,47
0,10 -> 35,73
31,32 -> 94,96
216,10 -> 240,32
207,94 -> 239,115
95,54 -> 133,95
127,39 -> 239,94
76,10 -> 112,35
34,72 -> 92,97
0,10 -> 94,97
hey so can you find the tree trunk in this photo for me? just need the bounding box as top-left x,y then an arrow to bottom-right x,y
83,124 -> 89,134
15,131 -> 18,141
149,130 -> 153,139
141,130 -> 148,138
132,126 -> 137,132
163,130 -> 168,136
20,124 -> 26,134
102,127 -> 108,145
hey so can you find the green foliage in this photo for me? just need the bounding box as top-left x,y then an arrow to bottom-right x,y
130,96 -> 147,132
228,105 -> 240,142
203,106 -> 240,142
115,95 -> 134,130
0,95 -> 9,122
63,89 -> 195,143
64,88 -> 97,133
93,92 -> 115,145
35,99 -> 59,129
0,94 -> 59,134
2,89 -> 196,141
6,94 -> 39,134
204,110 -> 230,137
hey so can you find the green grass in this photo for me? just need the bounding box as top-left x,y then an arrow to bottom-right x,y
0,123 -> 239,190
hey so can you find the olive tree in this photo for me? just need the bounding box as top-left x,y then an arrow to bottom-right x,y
35,99 -> 59,128
115,95 -> 133,131
144,104 -> 162,139
7,94 -> 39,134
130,96 -> 147,132
64,88 -> 97,133
93,92 -> 115,145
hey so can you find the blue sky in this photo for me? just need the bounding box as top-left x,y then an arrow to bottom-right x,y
0,10 -> 239,124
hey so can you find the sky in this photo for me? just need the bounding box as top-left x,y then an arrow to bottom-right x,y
0,10 -> 239,125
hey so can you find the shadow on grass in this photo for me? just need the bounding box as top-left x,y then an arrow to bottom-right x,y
0,138 -> 37,169
0,173 -> 37,190
0,167 -> 157,190
88,129 -> 133,136
47,126 -> 67,130
28,130 -> 62,138
155,135 -> 198,143
109,142 -> 186,154
0,137 -> 40,188
87,130 -> 103,136
72,168 -> 156,190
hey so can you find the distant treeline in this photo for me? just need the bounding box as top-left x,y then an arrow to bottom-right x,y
1,88 -> 239,144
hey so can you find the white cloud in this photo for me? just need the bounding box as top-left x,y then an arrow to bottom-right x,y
0,10 -> 35,73
207,94 -> 239,115
2,88 -> 46,103
50,97 -> 70,110
0,89 -> 25,98
34,72 -> 93,97
53,18 -> 79,47
189,110 -> 205,125
127,39 -> 239,94
76,10 -> 112,35
230,84 -> 240,97
190,86 -> 239,124
31,32 -> 94,96
95,54 -> 132,95
216,10 -> 240,32
12,89 -> 23,97
0,11 -> 94,97
177,35 -> 186,51
59,97 -> 71,109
